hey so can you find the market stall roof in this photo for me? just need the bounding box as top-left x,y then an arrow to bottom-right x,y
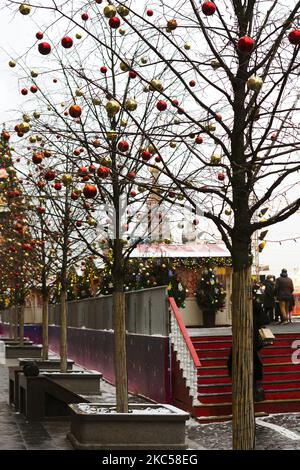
130,242 -> 231,259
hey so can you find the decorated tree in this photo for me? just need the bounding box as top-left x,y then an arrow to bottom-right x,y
5,1 -> 300,448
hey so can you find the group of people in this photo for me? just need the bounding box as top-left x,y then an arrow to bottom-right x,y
262,268 -> 295,325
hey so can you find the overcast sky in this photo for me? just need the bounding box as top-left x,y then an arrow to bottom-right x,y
0,3 -> 299,287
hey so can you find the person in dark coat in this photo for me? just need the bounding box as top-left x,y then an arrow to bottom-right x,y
264,275 -> 275,323
274,269 -> 294,325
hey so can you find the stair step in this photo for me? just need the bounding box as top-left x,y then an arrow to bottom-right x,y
196,411 -> 268,424
198,370 -> 300,385
198,362 -> 300,375
198,389 -> 300,404
196,346 -> 296,358
198,379 -> 300,394
194,398 -> 300,417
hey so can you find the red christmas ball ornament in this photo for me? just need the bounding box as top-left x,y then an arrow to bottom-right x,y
271,133 -> 278,141
78,166 -> 88,176
61,36 -> 73,48
146,9 -> 154,16
69,105 -> 82,118
141,151 -> 151,161
36,31 -> 44,40
81,12 -> 89,21
130,191 -> 137,197
32,152 -> 43,164
237,36 -> 254,54
45,169 -> 56,181
73,149 -> 81,156
178,107 -> 185,115
127,171 -> 136,180
157,100 -> 167,111
76,221 -> 82,227
215,113 -> 222,122
129,70 -> 137,79
38,42 -> 51,55
83,184 -> 97,198
193,219 -> 199,225
21,88 -> 28,96
71,191 -> 80,201
288,30 -> 300,45
118,140 -> 130,152
100,66 -> 108,74
155,156 -> 161,162
109,17 -> 121,29
30,85 -> 38,93
97,166 -> 110,178
202,2 -> 216,16
189,80 -> 196,87
217,172 -> 225,181
195,136 -> 203,144
89,164 -> 96,173
172,99 -> 179,107
54,182 -> 62,191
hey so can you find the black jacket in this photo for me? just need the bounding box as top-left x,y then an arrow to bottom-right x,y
264,280 -> 275,308
275,274 -> 294,301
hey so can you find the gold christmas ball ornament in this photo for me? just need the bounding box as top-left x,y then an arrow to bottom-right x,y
76,33 -> 82,39
106,130 -> 117,141
19,122 -> 30,133
103,5 -> 117,18
211,59 -> 221,70
75,89 -> 84,97
120,61 -> 130,72
225,208 -> 232,216
106,99 -> 121,116
100,156 -> 112,167
31,70 -> 39,78
117,5 -> 130,16
33,111 -> 41,119
119,28 -> 127,36
149,79 -> 164,92
9,60 -> 16,68
205,123 -> 216,132
23,113 -> 31,123
247,75 -> 263,92
120,119 -> 128,127
62,173 -> 73,185
125,98 -> 137,111
141,57 -> 148,64
210,154 -> 221,164
184,43 -> 191,50
169,141 -> 177,148
19,3 -> 31,15
29,136 -> 37,143
92,97 -> 101,105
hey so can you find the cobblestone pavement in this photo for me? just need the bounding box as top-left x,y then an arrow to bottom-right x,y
2,359 -> 300,450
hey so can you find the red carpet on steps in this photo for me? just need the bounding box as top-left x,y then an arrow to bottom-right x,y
191,332 -> 300,422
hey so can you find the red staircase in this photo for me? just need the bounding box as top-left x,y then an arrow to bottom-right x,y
192,332 -> 300,422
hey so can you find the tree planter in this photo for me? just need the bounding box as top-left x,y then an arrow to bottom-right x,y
1,339 -> 33,345
202,309 -> 216,328
19,358 -> 74,370
17,373 -> 90,420
5,344 -> 42,359
41,370 -> 102,394
67,403 -> 189,450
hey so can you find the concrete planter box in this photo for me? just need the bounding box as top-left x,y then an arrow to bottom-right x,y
19,358 -> 74,370
1,339 -> 33,346
67,403 -> 189,450
41,370 -> 102,394
5,344 -> 42,359
18,373 -> 90,420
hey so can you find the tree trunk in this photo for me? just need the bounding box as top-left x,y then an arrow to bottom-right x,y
14,306 -> 18,340
231,260 -> 255,449
60,288 -> 68,373
112,235 -> 128,413
42,292 -> 49,360
19,305 -> 25,347
113,288 -> 128,413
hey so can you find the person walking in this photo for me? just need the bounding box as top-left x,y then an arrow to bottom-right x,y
274,269 -> 294,325
264,275 -> 275,323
